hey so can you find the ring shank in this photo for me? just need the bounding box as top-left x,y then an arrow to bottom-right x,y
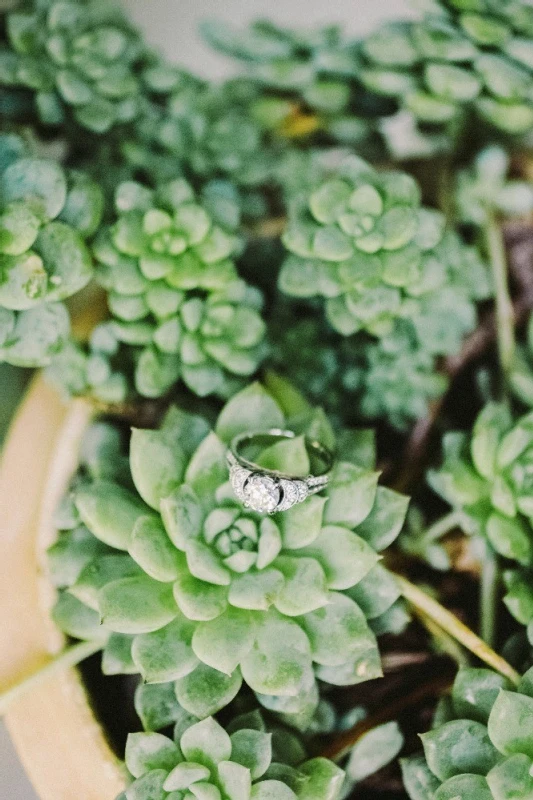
228,429 -> 334,480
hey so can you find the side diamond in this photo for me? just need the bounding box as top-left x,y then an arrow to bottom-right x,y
230,466 -> 251,502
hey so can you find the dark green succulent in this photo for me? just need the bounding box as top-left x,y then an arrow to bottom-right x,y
200,19 -> 380,148
85,178 -> 266,399
270,312 -> 447,431
121,713 -> 344,800
49,383 -> 408,722
428,404 -> 533,568
0,133 -> 103,366
279,156 -> 490,347
361,0 -> 533,136
3,0 -> 149,133
402,665 -> 533,800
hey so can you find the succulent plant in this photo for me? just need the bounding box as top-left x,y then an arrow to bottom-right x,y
279,156 -> 490,347
121,714 -> 344,800
361,0 -> 533,136
0,133 -> 103,366
428,403 -> 533,568
49,383 -> 408,721
456,145 -> 533,226
3,0 -> 149,133
402,665 -> 533,800
270,313 -> 448,431
78,178 -> 266,399
200,20 -> 381,148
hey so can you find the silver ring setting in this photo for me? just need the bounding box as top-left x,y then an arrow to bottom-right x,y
226,429 -> 333,514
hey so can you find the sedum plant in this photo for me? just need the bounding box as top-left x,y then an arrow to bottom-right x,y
361,0 -> 533,137
120,714 -> 343,800
49,382 -> 408,723
402,665 -> 533,800
0,132 -> 102,366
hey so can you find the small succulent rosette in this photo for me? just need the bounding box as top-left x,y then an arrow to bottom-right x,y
279,156 -> 490,352
428,403 -> 533,570
49,382 -> 408,723
200,19 -> 378,147
51,177 -> 266,402
4,0 -> 149,133
0,133 -> 103,366
120,713 -> 344,800
402,665 -> 533,800
361,0 -> 533,135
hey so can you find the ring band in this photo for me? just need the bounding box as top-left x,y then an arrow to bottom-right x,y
226,428 -> 333,514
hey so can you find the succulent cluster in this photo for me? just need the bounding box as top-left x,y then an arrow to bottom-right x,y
270,314 -> 447,431
201,19 -> 382,149
361,0 -> 533,136
49,383 -> 408,722
402,665 -> 533,800
3,0 -> 149,133
0,133 -> 102,366
280,156 -> 490,342
120,714 -> 343,800
50,178 -> 266,401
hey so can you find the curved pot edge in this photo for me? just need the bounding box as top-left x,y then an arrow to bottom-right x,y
0,375 -> 126,800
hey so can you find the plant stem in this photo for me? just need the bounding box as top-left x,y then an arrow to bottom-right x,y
480,542 -> 500,648
396,575 -> 520,686
484,209 -> 515,383
420,509 -> 468,545
0,638 -> 106,716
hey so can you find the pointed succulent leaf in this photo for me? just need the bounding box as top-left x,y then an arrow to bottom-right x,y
215,383 -> 284,444
487,753 -> 533,800
299,525 -> 379,590
421,720 -> 500,782
129,515 -> 186,582
277,497 -> 326,550
75,481 -> 148,550
125,731 -> 180,778
400,755 -> 441,800
273,556 -> 329,616
250,782 -> 297,800
230,730 -> 272,780
488,690 -> 533,758
191,607 -> 257,675
301,592 -> 376,666
134,682 -> 185,732
161,485 -> 204,550
130,427 -> 187,510
173,574 -> 228,621
452,669 -> 512,725
346,722 -> 403,782
433,774 -> 492,800
131,614 -> 198,683
99,575 -> 178,634
323,463 -> 379,528
179,717 -> 232,768
355,487 -> 409,551
240,613 -> 311,696
175,663 -> 242,719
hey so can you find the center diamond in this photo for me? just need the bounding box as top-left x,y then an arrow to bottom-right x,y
243,474 -> 280,513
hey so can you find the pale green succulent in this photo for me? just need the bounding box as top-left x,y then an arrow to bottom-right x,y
4,0 -> 149,133
121,714 -> 344,800
428,404 -> 533,569
361,0 -> 533,136
49,383 -> 408,721
77,177 -> 267,399
402,665 -> 533,800
279,155 -> 490,348
0,132 -> 103,366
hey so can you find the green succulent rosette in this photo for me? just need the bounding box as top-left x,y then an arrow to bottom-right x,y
3,0 -> 149,133
361,0 -> 533,136
279,156 -> 490,348
0,133 -> 103,366
200,20 -> 380,148
84,178 -> 266,399
455,145 -> 533,227
48,383 -> 409,721
270,313 -> 447,431
120,714 -> 344,800
428,403 -> 533,570
509,313 -> 533,412
402,665 -> 533,800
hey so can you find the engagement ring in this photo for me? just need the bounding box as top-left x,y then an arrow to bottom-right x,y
227,429 -> 334,514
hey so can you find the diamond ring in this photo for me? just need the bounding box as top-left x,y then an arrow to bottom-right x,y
226,429 -> 334,514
